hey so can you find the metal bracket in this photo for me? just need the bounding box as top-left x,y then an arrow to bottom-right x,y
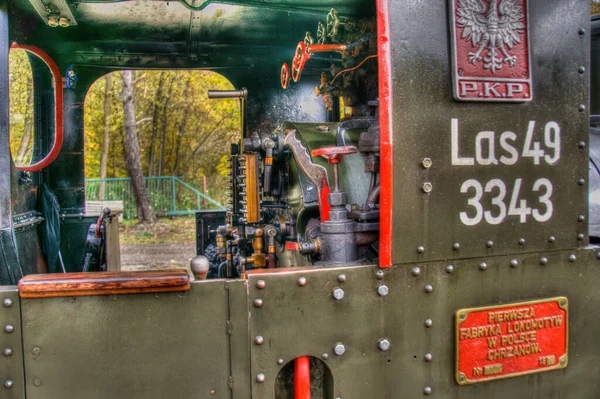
27,0 -> 78,27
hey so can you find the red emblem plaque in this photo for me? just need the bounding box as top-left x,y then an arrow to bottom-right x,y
455,297 -> 568,385
450,0 -> 532,102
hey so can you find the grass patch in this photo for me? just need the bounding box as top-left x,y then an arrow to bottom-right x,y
120,215 -> 196,244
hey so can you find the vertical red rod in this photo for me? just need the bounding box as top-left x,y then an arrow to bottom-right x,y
294,356 -> 311,399
376,0 -> 393,268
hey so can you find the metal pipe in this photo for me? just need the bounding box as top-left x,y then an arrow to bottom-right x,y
207,89 -> 248,99
366,184 -> 380,206
294,356 -> 311,399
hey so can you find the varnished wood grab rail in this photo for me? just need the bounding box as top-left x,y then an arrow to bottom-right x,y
18,270 -> 191,298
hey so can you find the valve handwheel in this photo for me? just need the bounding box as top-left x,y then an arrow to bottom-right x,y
281,63 -> 290,89
311,145 -> 357,164
291,41 -> 310,82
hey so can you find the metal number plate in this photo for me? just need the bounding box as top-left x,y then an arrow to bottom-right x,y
455,297 -> 568,385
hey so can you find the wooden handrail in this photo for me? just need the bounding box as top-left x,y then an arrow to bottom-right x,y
18,270 -> 190,298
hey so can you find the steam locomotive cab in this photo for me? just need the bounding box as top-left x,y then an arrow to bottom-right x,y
1,1 -> 600,398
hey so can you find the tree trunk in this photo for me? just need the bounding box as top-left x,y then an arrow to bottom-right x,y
158,79 -> 174,176
173,77 -> 192,176
98,75 -> 112,200
121,71 -> 155,224
147,72 -> 165,176
15,87 -> 34,165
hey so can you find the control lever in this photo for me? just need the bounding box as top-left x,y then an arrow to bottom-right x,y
311,146 -> 357,193
208,88 -> 247,151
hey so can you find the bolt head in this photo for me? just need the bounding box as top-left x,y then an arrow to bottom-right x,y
510,259 -> 519,268
452,242 -> 460,250
321,353 -> 329,360
518,238 -> 526,246
424,353 -> 433,362
377,285 -> 389,296
578,178 -> 586,186
424,319 -> 433,328
277,358 -> 284,365
297,277 -> 307,287
334,343 -> 346,356
3,348 -> 12,357
417,245 -> 425,254
32,347 -> 40,355
540,257 -> 549,265
253,298 -> 264,308
33,379 -> 42,387
578,66 -> 586,74
421,158 -> 432,169
579,141 -> 587,149
337,274 -> 347,283
579,27 -> 586,35
4,325 -> 14,333
4,380 -> 13,389
375,270 -> 384,279
424,284 -> 433,293
578,215 -> 586,222
446,265 -> 454,274
578,234 -> 585,241
378,339 -> 391,351
422,182 -> 433,193
3,298 -> 12,308
255,336 -> 264,345
479,262 -> 488,271
579,104 -> 586,112
411,267 -> 421,277
424,386 -> 432,395
568,254 -> 577,263
548,236 -> 556,243
486,240 -> 494,248
333,288 -> 345,300
256,280 -> 266,289
256,374 -> 265,383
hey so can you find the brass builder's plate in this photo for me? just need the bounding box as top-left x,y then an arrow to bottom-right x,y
455,297 -> 568,385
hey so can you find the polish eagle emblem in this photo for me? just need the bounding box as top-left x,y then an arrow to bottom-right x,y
456,0 -> 525,73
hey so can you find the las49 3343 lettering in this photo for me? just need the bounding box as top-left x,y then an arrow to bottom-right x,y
460,178 -> 553,226
451,118 -> 561,166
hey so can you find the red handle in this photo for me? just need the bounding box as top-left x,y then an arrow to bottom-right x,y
291,42 -> 310,82
281,62 -> 290,89
311,146 -> 357,164
10,44 -> 63,172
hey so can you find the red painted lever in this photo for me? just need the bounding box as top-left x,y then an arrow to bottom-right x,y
294,356 -> 310,399
311,146 -> 357,164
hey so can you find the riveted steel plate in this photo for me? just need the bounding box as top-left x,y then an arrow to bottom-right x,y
248,248 -> 600,398
455,297 -> 568,385
390,0 -> 590,264
21,281 -> 232,399
0,287 -> 25,399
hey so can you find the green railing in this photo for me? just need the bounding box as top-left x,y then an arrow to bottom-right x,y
85,176 -> 225,218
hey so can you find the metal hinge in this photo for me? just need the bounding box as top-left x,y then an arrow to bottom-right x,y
228,376 -> 234,390
226,320 -> 233,335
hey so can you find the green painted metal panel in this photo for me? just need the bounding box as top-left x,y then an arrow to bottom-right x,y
21,281 -> 233,398
0,287 -> 25,399
247,248 -> 600,398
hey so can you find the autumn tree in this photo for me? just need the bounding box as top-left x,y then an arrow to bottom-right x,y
84,70 -> 239,213
121,71 -> 155,224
